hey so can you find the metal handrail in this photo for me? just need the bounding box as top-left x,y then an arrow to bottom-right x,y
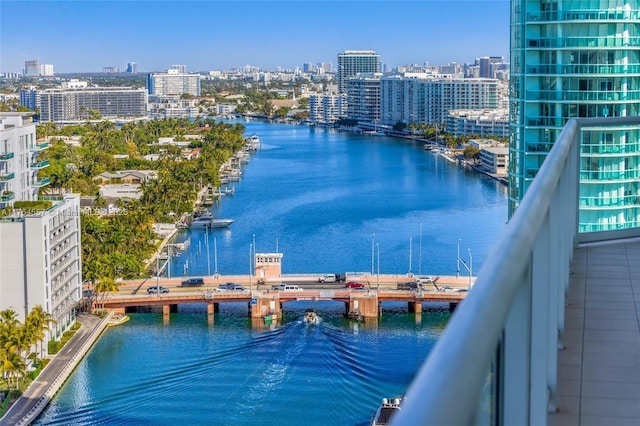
393,116 -> 640,425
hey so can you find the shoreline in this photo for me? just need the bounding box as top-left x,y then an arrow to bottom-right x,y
1,313 -> 112,425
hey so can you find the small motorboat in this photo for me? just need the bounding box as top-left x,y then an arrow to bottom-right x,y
371,396 -> 404,426
303,309 -> 320,325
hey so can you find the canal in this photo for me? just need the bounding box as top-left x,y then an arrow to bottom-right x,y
34,120 -> 508,426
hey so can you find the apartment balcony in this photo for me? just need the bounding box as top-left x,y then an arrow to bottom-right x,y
31,177 -> 50,187
526,9 -> 640,22
527,36 -> 640,49
526,64 -> 640,76
394,117 -> 640,426
0,172 -> 15,181
29,160 -> 50,170
0,192 -> 15,202
0,152 -> 14,161
28,142 -> 50,152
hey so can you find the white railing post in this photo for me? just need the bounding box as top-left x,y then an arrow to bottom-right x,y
501,263 -> 531,425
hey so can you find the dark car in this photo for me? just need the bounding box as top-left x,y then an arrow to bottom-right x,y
147,286 -> 169,294
217,282 -> 246,291
180,278 -> 204,287
345,281 -> 365,289
397,281 -> 421,290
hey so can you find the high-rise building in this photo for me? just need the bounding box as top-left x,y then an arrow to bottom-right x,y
0,113 -> 81,350
509,0 -> 640,231
337,50 -> 380,94
126,62 -> 138,74
103,66 -> 120,73
24,59 -> 39,76
40,64 -> 54,76
39,87 -> 147,122
147,69 -> 201,97
0,112 -> 50,206
346,73 -> 382,124
19,87 -> 40,111
380,75 -> 501,127
170,64 -> 187,73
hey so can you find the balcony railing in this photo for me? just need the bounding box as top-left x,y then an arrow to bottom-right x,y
0,152 -> 14,161
0,192 -> 15,202
28,142 -> 50,151
393,117 -> 640,425
0,172 -> 15,181
29,160 -> 50,169
31,177 -> 50,187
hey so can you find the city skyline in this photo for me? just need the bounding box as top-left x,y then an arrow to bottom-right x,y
1,0 -> 510,74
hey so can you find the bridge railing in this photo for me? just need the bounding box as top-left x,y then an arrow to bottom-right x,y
393,117 -> 640,425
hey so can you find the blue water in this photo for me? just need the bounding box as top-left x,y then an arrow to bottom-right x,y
34,121 -> 507,425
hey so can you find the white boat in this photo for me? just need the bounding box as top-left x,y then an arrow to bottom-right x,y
371,396 -> 404,426
303,309 -> 320,325
190,214 -> 233,228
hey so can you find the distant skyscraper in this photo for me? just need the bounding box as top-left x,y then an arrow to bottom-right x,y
24,59 -> 39,76
147,69 -> 201,96
170,64 -> 187,73
103,66 -> 120,73
337,50 -> 380,94
126,62 -> 138,74
40,64 -> 54,76
509,0 -> 640,231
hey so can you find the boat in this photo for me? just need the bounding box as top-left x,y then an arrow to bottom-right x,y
303,309 -> 320,325
371,396 -> 404,426
424,143 -> 435,151
190,213 -> 233,228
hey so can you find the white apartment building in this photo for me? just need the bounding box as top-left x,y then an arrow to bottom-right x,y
0,194 -> 82,345
308,93 -> 347,124
0,112 -> 50,208
478,147 -> 509,175
445,109 -> 509,138
19,87 -> 40,111
380,76 -> 501,127
147,69 -> 201,97
0,113 -> 81,347
39,87 -> 148,122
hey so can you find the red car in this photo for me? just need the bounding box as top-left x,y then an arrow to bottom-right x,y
345,282 -> 365,289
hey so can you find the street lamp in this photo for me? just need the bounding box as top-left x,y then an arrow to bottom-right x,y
249,243 -> 252,293
419,223 -> 423,276
408,236 -> 412,276
205,225 -> 211,276
376,243 -> 380,290
213,237 -> 218,277
371,233 -> 375,275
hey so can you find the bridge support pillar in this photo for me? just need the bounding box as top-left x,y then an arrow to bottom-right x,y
349,294 -> 379,320
408,301 -> 422,313
250,295 -> 281,319
162,304 -> 170,321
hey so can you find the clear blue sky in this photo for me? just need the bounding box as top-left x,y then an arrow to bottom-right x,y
1,0 -> 509,73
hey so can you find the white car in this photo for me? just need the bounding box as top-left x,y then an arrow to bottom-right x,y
272,284 -> 303,291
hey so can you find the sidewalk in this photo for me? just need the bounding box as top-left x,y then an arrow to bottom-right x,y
0,313 -> 110,426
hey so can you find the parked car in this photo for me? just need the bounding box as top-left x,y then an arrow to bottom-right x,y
345,281 -> 365,289
217,282 -> 246,291
147,286 -> 169,294
180,278 -> 204,287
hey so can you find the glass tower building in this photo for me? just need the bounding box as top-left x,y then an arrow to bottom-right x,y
509,0 -> 640,231
337,50 -> 380,94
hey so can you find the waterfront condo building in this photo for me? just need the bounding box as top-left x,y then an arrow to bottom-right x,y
308,93 -> 348,124
346,74 -> 382,125
379,75 -> 502,128
0,113 -> 82,348
39,87 -> 147,123
509,0 -> 640,230
337,50 -> 381,94
147,69 -> 201,97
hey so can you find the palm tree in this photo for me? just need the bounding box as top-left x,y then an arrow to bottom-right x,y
94,277 -> 120,311
26,305 -> 56,359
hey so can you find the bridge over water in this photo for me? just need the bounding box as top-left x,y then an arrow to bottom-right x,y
98,274 -> 471,325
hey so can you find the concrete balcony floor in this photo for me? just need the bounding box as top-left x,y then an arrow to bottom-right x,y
548,237 -> 640,426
